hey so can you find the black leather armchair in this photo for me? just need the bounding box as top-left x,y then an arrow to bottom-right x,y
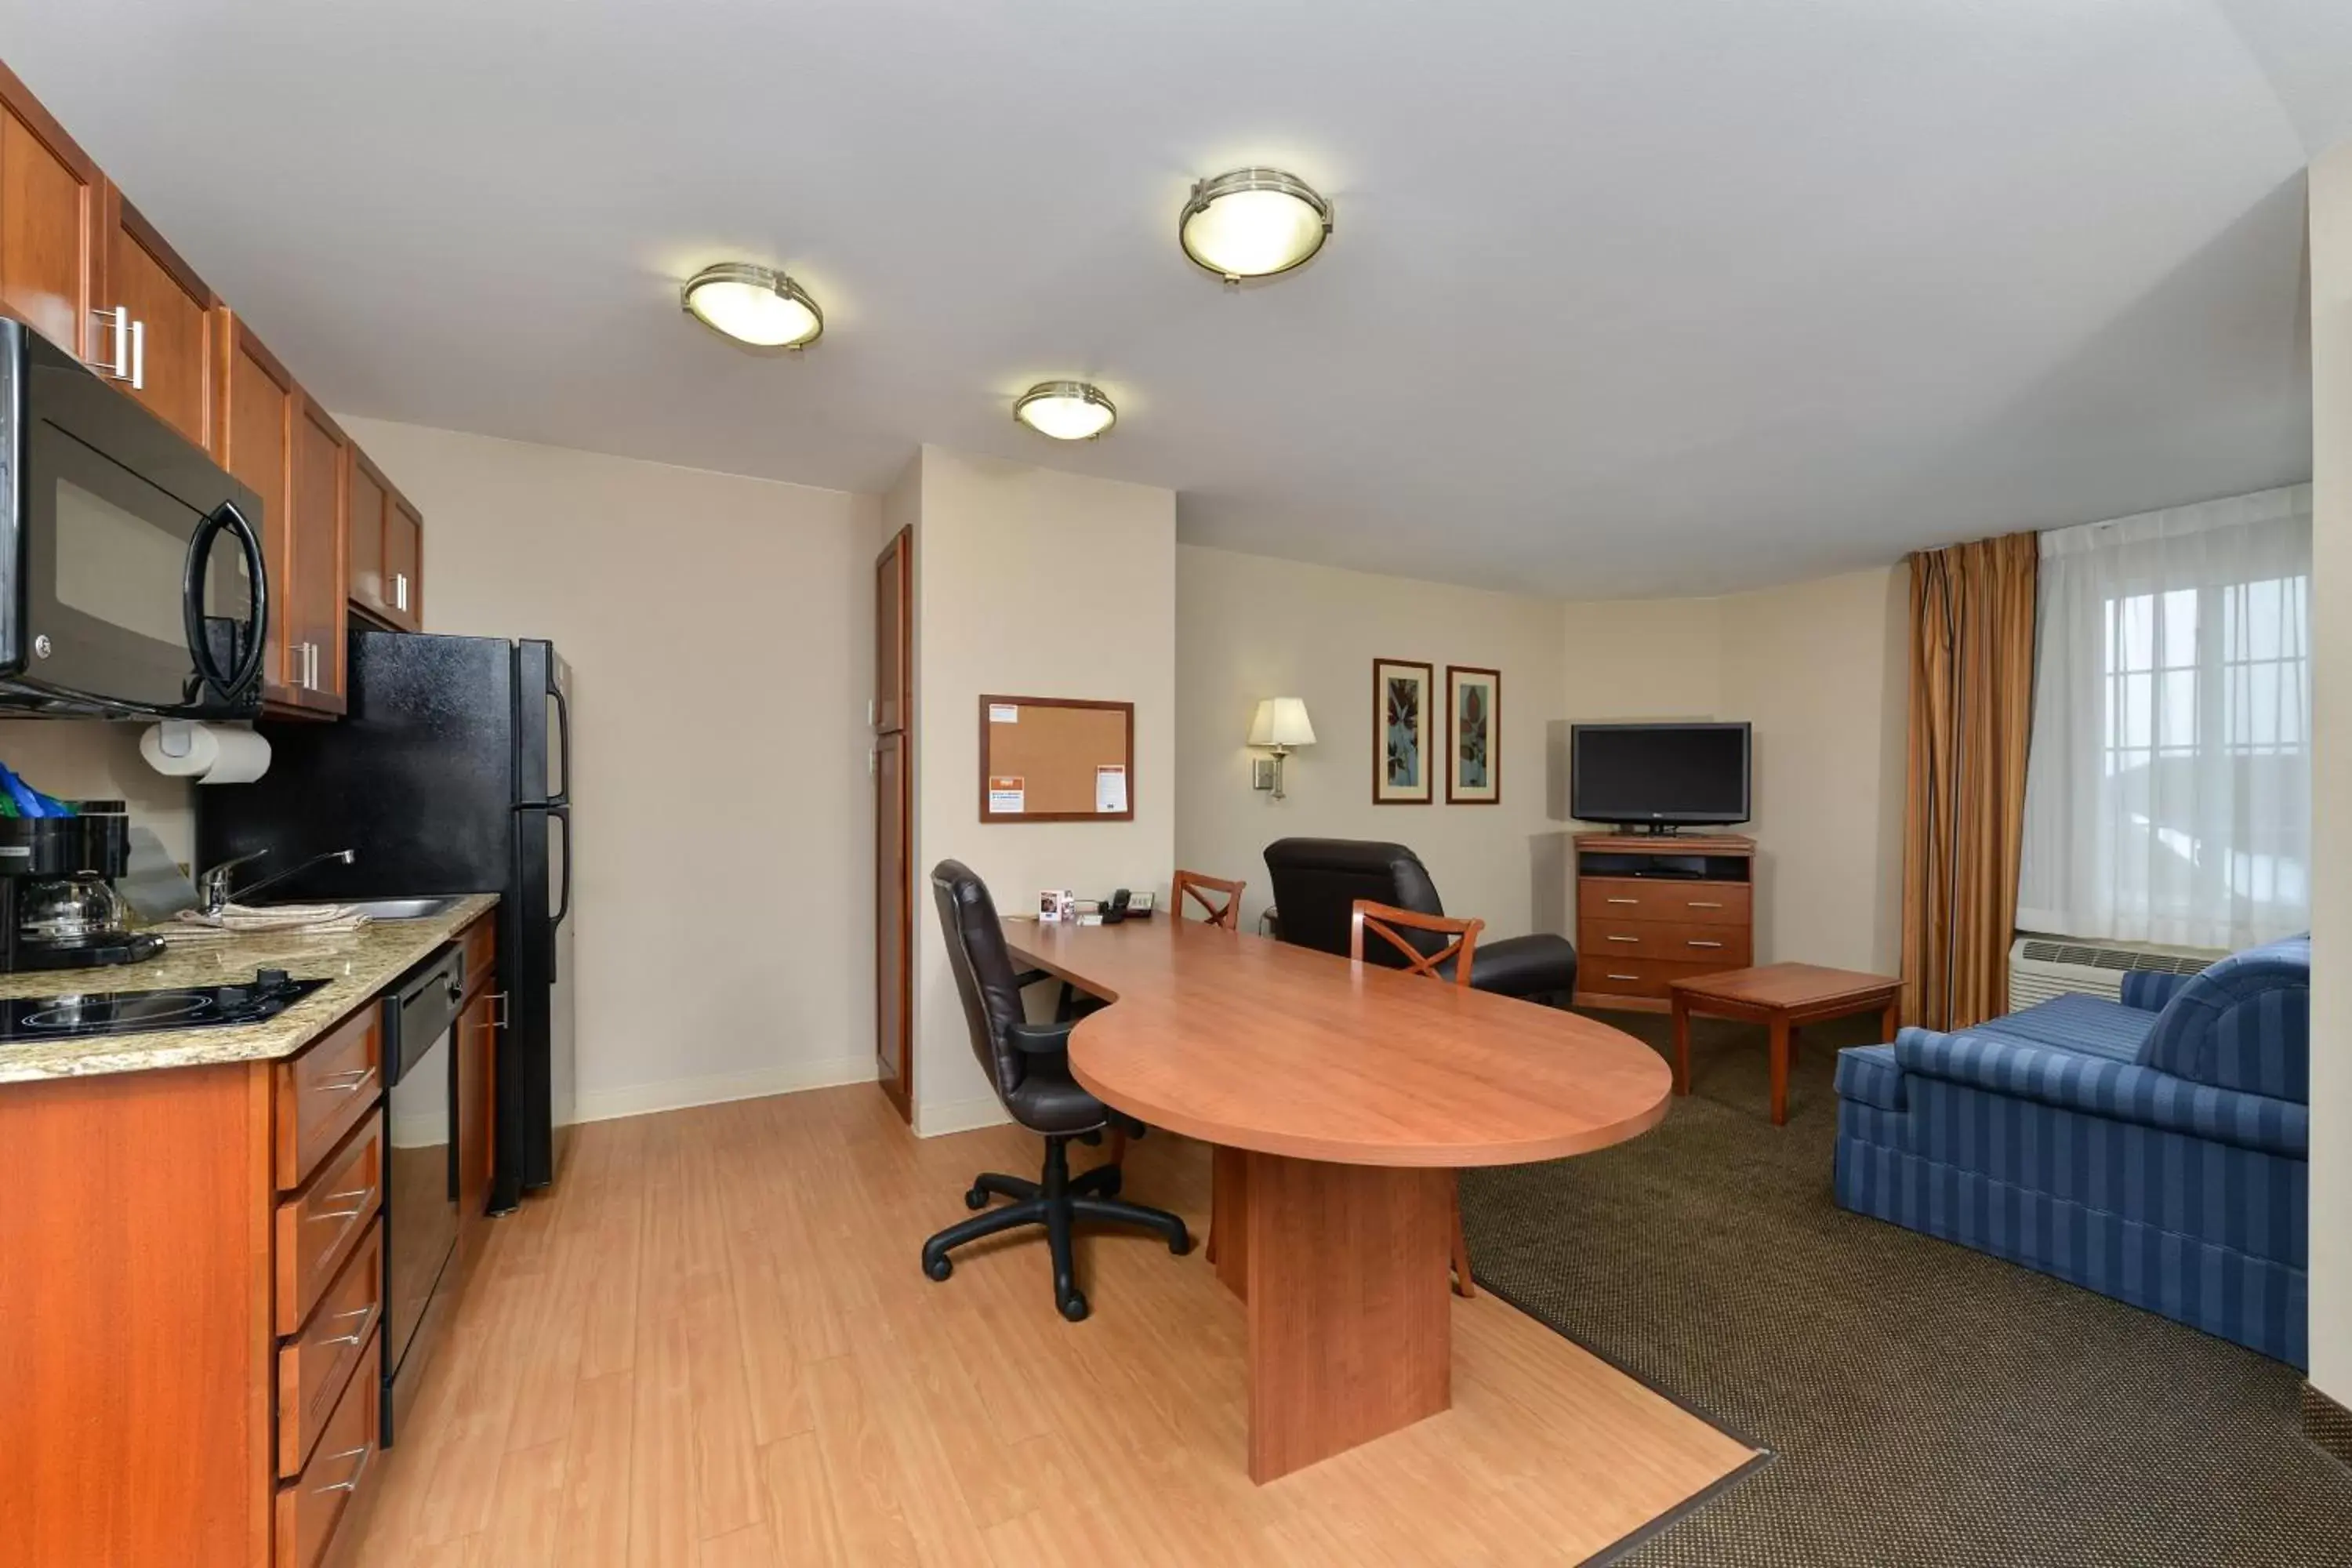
921,861 -> 1191,1322
1261,837 -> 1579,1004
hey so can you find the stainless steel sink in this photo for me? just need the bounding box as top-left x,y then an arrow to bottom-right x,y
260,895 -> 465,920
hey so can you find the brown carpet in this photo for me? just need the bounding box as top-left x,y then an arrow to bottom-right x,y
1459,1010 -> 2352,1568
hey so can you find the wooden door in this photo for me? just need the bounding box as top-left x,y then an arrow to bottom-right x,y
875,525 -> 910,732
0,64 -> 101,361
346,449 -> 388,621
102,194 -> 215,450
384,498 -> 423,630
288,401 -> 348,714
212,313 -> 300,706
456,985 -> 496,1225
875,727 -> 912,1120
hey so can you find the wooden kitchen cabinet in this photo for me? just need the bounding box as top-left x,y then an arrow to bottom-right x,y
456,912 -> 499,1227
215,312 -> 307,708
103,191 -> 217,451
0,61 -> 101,362
286,401 -> 350,714
348,445 -> 425,633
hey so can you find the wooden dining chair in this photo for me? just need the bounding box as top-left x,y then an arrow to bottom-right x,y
1171,869 -> 1246,930
1349,899 -> 1486,1299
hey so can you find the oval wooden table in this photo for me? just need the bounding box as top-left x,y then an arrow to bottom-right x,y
1001,915 -> 1671,1483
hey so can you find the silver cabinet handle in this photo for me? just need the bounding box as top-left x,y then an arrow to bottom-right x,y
1606,972 -> 1640,982
87,307 -> 132,380
309,1185 -> 376,1221
394,572 -> 408,612
1688,939 -> 1725,949
1606,897 -> 1637,905
1606,935 -> 1641,943
488,990 -> 510,1027
126,317 -> 145,390
310,1068 -> 373,1093
314,1443 -> 373,1495
320,1303 -> 378,1347
1688,900 -> 1723,909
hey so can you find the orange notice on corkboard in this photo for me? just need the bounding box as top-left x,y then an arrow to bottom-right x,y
980,695 -> 1134,822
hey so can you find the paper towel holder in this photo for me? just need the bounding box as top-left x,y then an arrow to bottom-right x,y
154,720 -> 198,760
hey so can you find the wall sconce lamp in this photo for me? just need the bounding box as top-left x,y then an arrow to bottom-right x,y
1247,697 -> 1316,800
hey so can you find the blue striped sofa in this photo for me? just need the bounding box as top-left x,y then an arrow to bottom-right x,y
1833,936 -> 2310,1363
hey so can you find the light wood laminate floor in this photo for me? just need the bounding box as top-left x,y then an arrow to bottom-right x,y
339,1085 -> 1755,1566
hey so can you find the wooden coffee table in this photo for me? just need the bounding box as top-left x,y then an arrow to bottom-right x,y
1669,963 -> 1903,1125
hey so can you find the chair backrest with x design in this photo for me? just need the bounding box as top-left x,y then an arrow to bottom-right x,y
1348,899 -> 1483,987
1171,869 -> 1245,930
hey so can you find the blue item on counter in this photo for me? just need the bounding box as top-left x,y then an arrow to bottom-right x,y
0,763 -> 73,818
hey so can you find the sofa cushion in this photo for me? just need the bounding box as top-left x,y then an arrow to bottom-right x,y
2122,969 -> 2195,1013
2136,935 -> 2310,1102
1894,1027 -> 2308,1158
1833,1044 -> 1907,1112
1967,993 -> 2154,1065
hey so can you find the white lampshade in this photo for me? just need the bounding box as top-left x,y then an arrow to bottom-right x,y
1247,697 -> 1316,749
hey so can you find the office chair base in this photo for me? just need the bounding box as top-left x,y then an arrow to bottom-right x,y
922,1134 -> 1189,1321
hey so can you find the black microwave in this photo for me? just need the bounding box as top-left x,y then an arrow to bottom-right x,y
0,318 -> 267,718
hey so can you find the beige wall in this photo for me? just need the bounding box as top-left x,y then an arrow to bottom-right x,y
343,419 -> 881,1123
2307,144 -> 2352,1403
1174,546 -> 1570,938
909,447 -> 1176,1134
1555,566 -> 1908,975
0,719 -> 195,869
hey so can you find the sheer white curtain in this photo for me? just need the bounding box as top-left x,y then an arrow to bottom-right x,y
2017,485 -> 2312,950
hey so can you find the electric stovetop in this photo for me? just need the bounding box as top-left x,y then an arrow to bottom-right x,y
0,967 -> 329,1041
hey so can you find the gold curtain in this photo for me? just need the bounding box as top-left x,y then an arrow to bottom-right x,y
1900,532 -> 2038,1030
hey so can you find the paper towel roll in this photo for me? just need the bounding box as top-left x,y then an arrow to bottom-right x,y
140,721 -> 271,785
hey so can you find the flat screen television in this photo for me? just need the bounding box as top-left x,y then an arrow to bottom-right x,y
1570,722 -> 1751,828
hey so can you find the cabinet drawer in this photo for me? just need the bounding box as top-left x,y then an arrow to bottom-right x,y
276,1116 -> 383,1335
275,1329 -> 381,1568
278,1218 -> 383,1479
276,1005 -> 382,1192
1580,918 -> 1751,967
1580,878 -> 1750,927
460,913 -> 496,1001
1577,955 -> 1742,1000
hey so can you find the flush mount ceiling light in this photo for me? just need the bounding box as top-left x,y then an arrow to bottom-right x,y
1179,168 -> 1333,281
1013,380 -> 1116,441
680,262 -> 824,349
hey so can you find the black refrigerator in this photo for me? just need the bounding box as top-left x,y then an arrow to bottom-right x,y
196,629 -> 573,1210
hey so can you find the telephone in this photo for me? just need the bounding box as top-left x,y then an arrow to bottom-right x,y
1102,887 -> 1133,924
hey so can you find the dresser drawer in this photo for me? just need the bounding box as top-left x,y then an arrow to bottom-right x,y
278,1218 -> 383,1479
276,1006 -> 382,1192
1580,878 -> 1751,927
459,912 -> 497,1001
275,1328 -> 381,1568
1580,918 -> 1752,968
277,1116 -> 383,1335
1578,955 -> 1744,999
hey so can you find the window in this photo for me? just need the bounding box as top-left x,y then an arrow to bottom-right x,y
2018,488 -> 2312,951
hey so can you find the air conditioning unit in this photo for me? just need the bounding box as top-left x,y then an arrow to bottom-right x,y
2008,934 -> 2220,1012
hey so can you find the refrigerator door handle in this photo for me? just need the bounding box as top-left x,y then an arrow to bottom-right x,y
549,805 -> 572,930
543,675 -> 571,808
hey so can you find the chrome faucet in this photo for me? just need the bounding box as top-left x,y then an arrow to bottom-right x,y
195,848 -> 357,916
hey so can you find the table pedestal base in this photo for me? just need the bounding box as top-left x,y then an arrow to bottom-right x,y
1212,1145 -> 1454,1483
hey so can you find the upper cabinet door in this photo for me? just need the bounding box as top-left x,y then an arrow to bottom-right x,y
383,497 -> 422,631
101,193 -> 216,451
347,449 -> 389,620
288,401 -> 348,714
0,64 -> 100,361
214,312 -> 300,706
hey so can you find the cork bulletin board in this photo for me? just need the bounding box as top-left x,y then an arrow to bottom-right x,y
980,695 -> 1135,823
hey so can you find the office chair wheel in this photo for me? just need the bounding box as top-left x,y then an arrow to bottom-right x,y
1169,1232 -> 1192,1257
1058,1290 -> 1091,1323
964,1185 -> 989,1210
924,1254 -> 953,1283
1096,1167 -> 1123,1197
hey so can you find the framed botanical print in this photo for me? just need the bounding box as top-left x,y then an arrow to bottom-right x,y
1372,658 -> 1434,804
1446,666 -> 1501,804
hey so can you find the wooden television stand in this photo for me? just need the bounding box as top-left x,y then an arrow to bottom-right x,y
1571,831 -> 1756,1013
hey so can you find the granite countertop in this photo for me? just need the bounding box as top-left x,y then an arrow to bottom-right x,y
0,893 -> 500,1085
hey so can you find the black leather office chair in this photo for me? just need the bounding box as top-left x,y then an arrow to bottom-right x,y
1261,838 -> 1579,1004
922,861 -> 1191,1322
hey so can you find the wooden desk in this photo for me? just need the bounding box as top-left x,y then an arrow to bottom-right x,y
1001,915 -> 1671,1482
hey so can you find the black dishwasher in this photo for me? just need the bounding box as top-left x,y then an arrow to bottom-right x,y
380,941 -> 465,1443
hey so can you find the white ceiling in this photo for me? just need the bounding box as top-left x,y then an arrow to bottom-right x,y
5,0 -> 2345,597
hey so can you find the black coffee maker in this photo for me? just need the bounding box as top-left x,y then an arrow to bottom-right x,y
0,802 -> 166,972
